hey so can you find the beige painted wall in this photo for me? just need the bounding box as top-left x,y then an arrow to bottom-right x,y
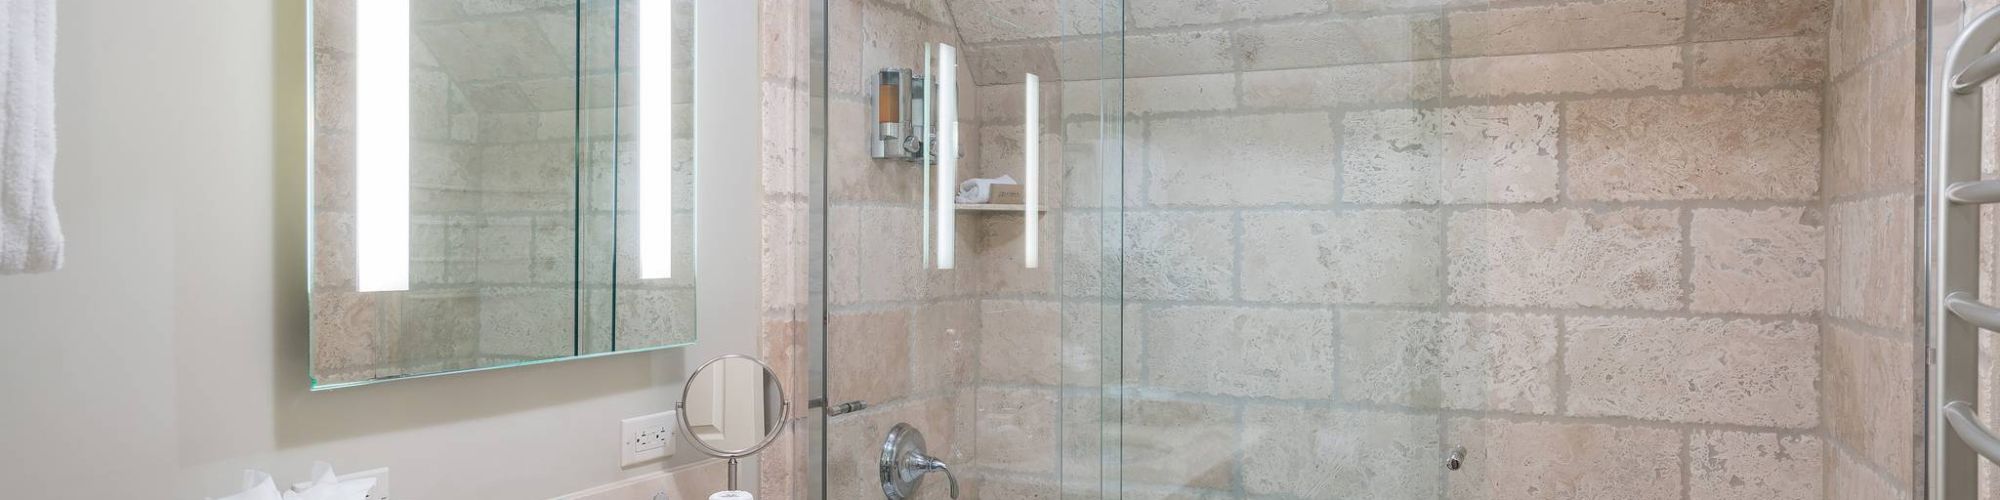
0,0 -> 764,498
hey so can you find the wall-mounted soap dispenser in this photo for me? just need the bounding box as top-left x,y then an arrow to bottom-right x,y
873,68 -> 925,161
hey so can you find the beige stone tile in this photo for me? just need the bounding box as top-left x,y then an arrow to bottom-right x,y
1129,0 -> 1327,29
1239,61 -> 1444,109
950,0 -> 1104,44
829,309 -> 912,405
1825,194 -> 1918,330
313,211 -> 357,291
478,287 -> 575,358
975,386 -> 1060,474
1122,211 -> 1235,301
1445,419 -> 1681,500
1056,211 -> 1112,298
976,80 -> 1064,126
394,291 -> 479,369
971,476 -> 1060,499
1688,431 -> 1823,500
1824,46 -> 1920,198
1450,46 -> 1682,98
1566,316 -> 1819,427
1825,61 -> 1871,198
1121,398 -> 1238,489
1232,14 -> 1446,71
1334,0 -> 1468,13
1567,91 -> 1821,201
861,1 -> 959,82
977,124 -> 1063,181
1339,310 -> 1558,414
1061,299 -> 1142,385
824,0 -> 864,96
978,299 -> 1061,385
969,44 -> 1059,86
1823,323 -> 1917,485
1240,210 -> 1443,305
1110,485 -> 1235,499
313,130 -> 355,211
1126,73 -> 1236,115
312,291 -> 384,379
1689,207 -> 1826,315
828,99 -> 922,203
1692,37 -> 1828,89
1449,0 -> 1685,57
1125,29 -> 1235,78
1828,0 -> 1914,76
1448,208 -> 1684,310
974,212 -> 1059,296
910,300 -> 979,393
1242,406 -> 1439,498
1144,113 -> 1336,207
1136,305 -> 1335,399
1826,444 -> 1912,500
1342,103 -> 1560,205
418,16 -> 572,81
1693,0 -> 1830,41
612,288 -> 695,350
1865,45 -> 1921,195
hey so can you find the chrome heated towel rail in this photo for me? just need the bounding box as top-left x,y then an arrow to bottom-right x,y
1933,5 -> 2000,498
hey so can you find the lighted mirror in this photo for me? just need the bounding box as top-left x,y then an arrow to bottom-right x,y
308,0 -> 697,388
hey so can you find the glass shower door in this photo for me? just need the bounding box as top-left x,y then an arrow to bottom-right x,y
809,0 -> 1126,497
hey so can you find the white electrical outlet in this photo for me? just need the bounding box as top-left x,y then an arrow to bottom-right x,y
621,410 -> 677,466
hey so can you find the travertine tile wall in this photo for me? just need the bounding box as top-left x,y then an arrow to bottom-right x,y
962,0 -> 1848,497
1823,0 -> 1923,494
757,0 -> 812,493
774,0 -> 1941,498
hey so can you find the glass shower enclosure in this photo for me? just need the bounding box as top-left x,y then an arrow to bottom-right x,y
808,0 -> 1927,497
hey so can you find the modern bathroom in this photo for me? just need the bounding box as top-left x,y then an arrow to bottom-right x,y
0,0 -> 1976,498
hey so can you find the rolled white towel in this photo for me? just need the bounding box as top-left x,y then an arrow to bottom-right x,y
0,0 -> 63,274
955,174 -> 1016,204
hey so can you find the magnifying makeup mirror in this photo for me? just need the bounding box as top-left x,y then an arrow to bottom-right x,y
677,354 -> 791,492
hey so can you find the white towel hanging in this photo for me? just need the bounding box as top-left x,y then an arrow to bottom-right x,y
0,0 -> 62,274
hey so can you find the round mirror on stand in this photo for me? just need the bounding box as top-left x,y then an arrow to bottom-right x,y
677,354 -> 791,493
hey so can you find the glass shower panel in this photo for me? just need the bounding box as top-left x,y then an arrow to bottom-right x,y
819,0 -> 983,496
815,0 -> 1124,497
1112,1 -> 1452,497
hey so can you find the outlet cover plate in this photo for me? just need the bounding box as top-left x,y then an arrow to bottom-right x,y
622,410 -> 677,466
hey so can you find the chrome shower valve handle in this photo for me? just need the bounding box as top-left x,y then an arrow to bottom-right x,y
880,423 -> 958,499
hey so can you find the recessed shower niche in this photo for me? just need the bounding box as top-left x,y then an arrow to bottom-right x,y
307,0 -> 701,388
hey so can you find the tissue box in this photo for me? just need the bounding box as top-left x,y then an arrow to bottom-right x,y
989,184 -> 1024,204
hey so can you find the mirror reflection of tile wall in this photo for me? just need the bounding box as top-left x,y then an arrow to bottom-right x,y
310,0 -> 695,388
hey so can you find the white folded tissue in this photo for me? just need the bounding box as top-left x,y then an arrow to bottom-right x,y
212,463 -> 376,500
710,491 -> 754,500
955,175 -> 1016,204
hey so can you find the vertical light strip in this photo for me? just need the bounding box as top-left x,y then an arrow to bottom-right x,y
356,0 -> 411,292
920,46 -> 933,268
936,44 -> 958,270
1023,73 -> 1040,269
639,0 -> 674,279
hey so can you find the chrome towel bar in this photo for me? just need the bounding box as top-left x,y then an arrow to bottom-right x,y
1944,402 -> 2000,463
1947,180 -> 2000,203
1948,293 -> 2000,331
1931,4 -> 2000,499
